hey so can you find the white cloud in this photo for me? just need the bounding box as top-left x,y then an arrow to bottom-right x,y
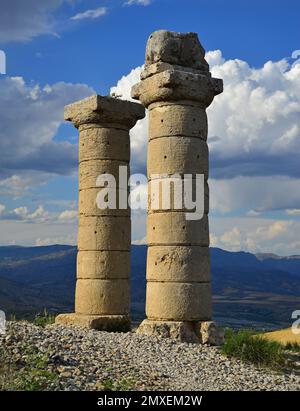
108,54 -> 300,255
58,209 -> 78,220
110,56 -> 300,213
246,210 -> 261,217
125,0 -> 152,6
206,50 -> 300,179
0,0 -> 70,43
1,49 -> 299,254
110,66 -> 142,101
220,227 -> 242,249
1,205 -> 50,223
110,66 -> 148,172
210,176 -> 300,214
0,76 -> 93,195
110,52 -> 300,179
286,209 -> 300,216
70,7 -> 108,21
0,204 -> 78,224
210,217 -> 300,255
132,237 -> 147,245
0,173 -> 53,198
27,206 -> 50,221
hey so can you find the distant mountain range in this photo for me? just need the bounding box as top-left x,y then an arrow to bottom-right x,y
0,245 -> 299,330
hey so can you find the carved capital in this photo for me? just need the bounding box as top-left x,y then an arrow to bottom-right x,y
64,95 -> 145,129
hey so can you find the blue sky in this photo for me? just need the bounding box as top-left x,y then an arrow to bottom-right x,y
5,0 -> 300,88
0,0 -> 300,254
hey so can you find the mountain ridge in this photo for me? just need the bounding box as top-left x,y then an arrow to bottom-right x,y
0,245 -> 299,329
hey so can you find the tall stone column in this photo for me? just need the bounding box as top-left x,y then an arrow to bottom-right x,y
132,31 -> 223,343
56,95 -> 145,331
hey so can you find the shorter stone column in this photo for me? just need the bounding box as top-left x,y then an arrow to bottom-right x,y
56,95 -> 145,331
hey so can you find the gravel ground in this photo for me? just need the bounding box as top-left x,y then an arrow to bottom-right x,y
1,321 -> 299,391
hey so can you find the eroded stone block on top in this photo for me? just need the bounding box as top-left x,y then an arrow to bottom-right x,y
64,95 -> 145,129
145,30 -> 208,70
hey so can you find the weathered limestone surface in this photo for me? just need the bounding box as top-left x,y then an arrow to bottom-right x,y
64,95 -> 145,129
79,188 -> 130,217
79,128 -> 130,162
147,137 -> 209,178
148,103 -> 208,139
131,69 -> 222,108
77,250 -> 130,279
132,30 -> 223,344
56,95 -> 145,331
146,282 -> 212,321
148,212 -> 209,246
75,279 -> 130,315
78,216 -> 131,251
146,245 -> 210,282
55,313 -> 130,332
148,177 -> 209,214
144,31 -> 207,70
136,320 -> 224,345
79,160 -> 129,190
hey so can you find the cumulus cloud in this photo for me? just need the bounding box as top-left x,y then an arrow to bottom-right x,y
206,50 -> 300,178
210,217 -> 300,255
109,52 -> 300,255
111,52 -> 300,179
0,0 -> 70,43
0,173 -> 54,198
0,205 -> 50,223
70,7 -> 108,21
0,76 -> 93,194
110,66 -> 148,173
0,203 -> 79,225
110,52 -> 300,214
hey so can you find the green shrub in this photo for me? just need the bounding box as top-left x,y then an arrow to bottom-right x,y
100,377 -> 134,391
222,329 -> 286,369
285,342 -> 300,353
0,345 -> 58,391
33,309 -> 55,327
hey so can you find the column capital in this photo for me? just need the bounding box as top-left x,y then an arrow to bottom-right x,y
132,68 -> 223,108
64,95 -> 145,129
131,30 -> 223,108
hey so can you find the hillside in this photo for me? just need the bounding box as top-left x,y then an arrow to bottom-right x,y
0,245 -> 299,329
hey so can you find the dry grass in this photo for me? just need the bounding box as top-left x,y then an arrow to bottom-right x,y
262,327 -> 300,345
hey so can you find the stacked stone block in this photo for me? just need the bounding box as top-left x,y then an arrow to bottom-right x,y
56,95 -> 145,331
132,30 -> 223,342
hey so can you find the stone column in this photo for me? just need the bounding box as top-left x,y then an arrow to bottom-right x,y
132,31 -> 223,343
56,95 -> 145,331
